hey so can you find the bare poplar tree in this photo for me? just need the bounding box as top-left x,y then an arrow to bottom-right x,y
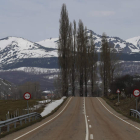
70,20 -> 77,96
77,20 -> 85,96
54,74 -> 62,98
100,33 -> 111,96
110,52 -> 120,83
83,27 -> 88,97
89,31 -> 97,96
58,4 -> 70,97
67,22 -> 73,95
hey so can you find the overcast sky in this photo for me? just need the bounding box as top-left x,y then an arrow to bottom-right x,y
0,0 -> 139,42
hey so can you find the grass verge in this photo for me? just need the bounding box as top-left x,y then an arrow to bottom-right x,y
0,97 -> 68,138
102,96 -> 140,123
0,99 -> 45,121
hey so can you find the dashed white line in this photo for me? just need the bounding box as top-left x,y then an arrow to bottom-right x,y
89,125 -> 91,128
84,97 -> 89,140
88,120 -> 90,121
90,134 -> 94,139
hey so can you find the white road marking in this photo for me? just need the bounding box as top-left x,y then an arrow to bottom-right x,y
89,125 -> 91,128
84,97 -> 89,140
90,134 -> 94,139
13,97 -> 73,140
87,116 -> 88,117
88,120 -> 90,121
97,97 -> 140,131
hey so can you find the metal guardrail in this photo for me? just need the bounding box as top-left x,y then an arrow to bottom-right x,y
130,109 -> 140,119
0,112 -> 42,134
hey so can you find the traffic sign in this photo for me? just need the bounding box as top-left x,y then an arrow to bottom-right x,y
116,89 -> 120,93
108,89 -> 111,92
24,92 -> 31,100
133,89 -> 140,97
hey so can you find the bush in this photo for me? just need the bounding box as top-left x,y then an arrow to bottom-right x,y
110,74 -> 140,97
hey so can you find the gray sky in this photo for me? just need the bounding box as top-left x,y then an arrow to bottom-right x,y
0,0 -> 139,42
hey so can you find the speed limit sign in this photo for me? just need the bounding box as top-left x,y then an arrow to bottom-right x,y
133,89 -> 140,97
23,92 -> 31,100
133,89 -> 140,110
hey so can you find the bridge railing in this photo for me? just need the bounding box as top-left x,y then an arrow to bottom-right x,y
130,109 -> 140,119
0,112 -> 42,134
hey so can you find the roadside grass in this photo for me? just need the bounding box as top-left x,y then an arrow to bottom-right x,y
0,99 -> 45,121
0,97 -> 68,138
102,96 -> 140,123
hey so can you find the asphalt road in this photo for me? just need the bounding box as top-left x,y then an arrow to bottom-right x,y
1,97 -> 140,140
86,97 -> 140,140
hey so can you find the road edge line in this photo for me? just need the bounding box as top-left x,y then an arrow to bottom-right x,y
13,97 -> 72,140
97,97 -> 140,131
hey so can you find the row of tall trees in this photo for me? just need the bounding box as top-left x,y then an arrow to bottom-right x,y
100,33 -> 111,96
58,4 -> 97,97
89,32 -> 98,97
58,4 -> 70,97
100,33 -> 119,96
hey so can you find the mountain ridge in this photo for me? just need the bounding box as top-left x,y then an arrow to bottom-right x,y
126,36 -> 140,49
0,30 -> 139,70
0,32 -> 140,90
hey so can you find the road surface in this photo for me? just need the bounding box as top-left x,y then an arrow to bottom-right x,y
1,97 -> 140,140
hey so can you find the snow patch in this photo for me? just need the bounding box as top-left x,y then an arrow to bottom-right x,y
41,96 -> 66,117
0,67 -> 59,74
126,36 -> 140,47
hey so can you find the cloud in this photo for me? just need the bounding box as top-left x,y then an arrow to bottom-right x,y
89,11 -> 115,17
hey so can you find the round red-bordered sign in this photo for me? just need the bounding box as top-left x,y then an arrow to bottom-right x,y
116,89 -> 120,93
133,89 -> 140,97
23,92 -> 31,100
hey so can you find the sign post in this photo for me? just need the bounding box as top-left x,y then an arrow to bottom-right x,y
116,89 -> 120,103
133,89 -> 140,110
23,92 -> 31,114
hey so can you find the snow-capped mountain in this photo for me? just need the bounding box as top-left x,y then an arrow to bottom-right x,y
36,38 -> 58,49
126,36 -> 140,49
0,30 -> 139,70
0,37 -> 58,68
87,30 -> 139,54
37,30 -> 140,54
0,32 -> 140,90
